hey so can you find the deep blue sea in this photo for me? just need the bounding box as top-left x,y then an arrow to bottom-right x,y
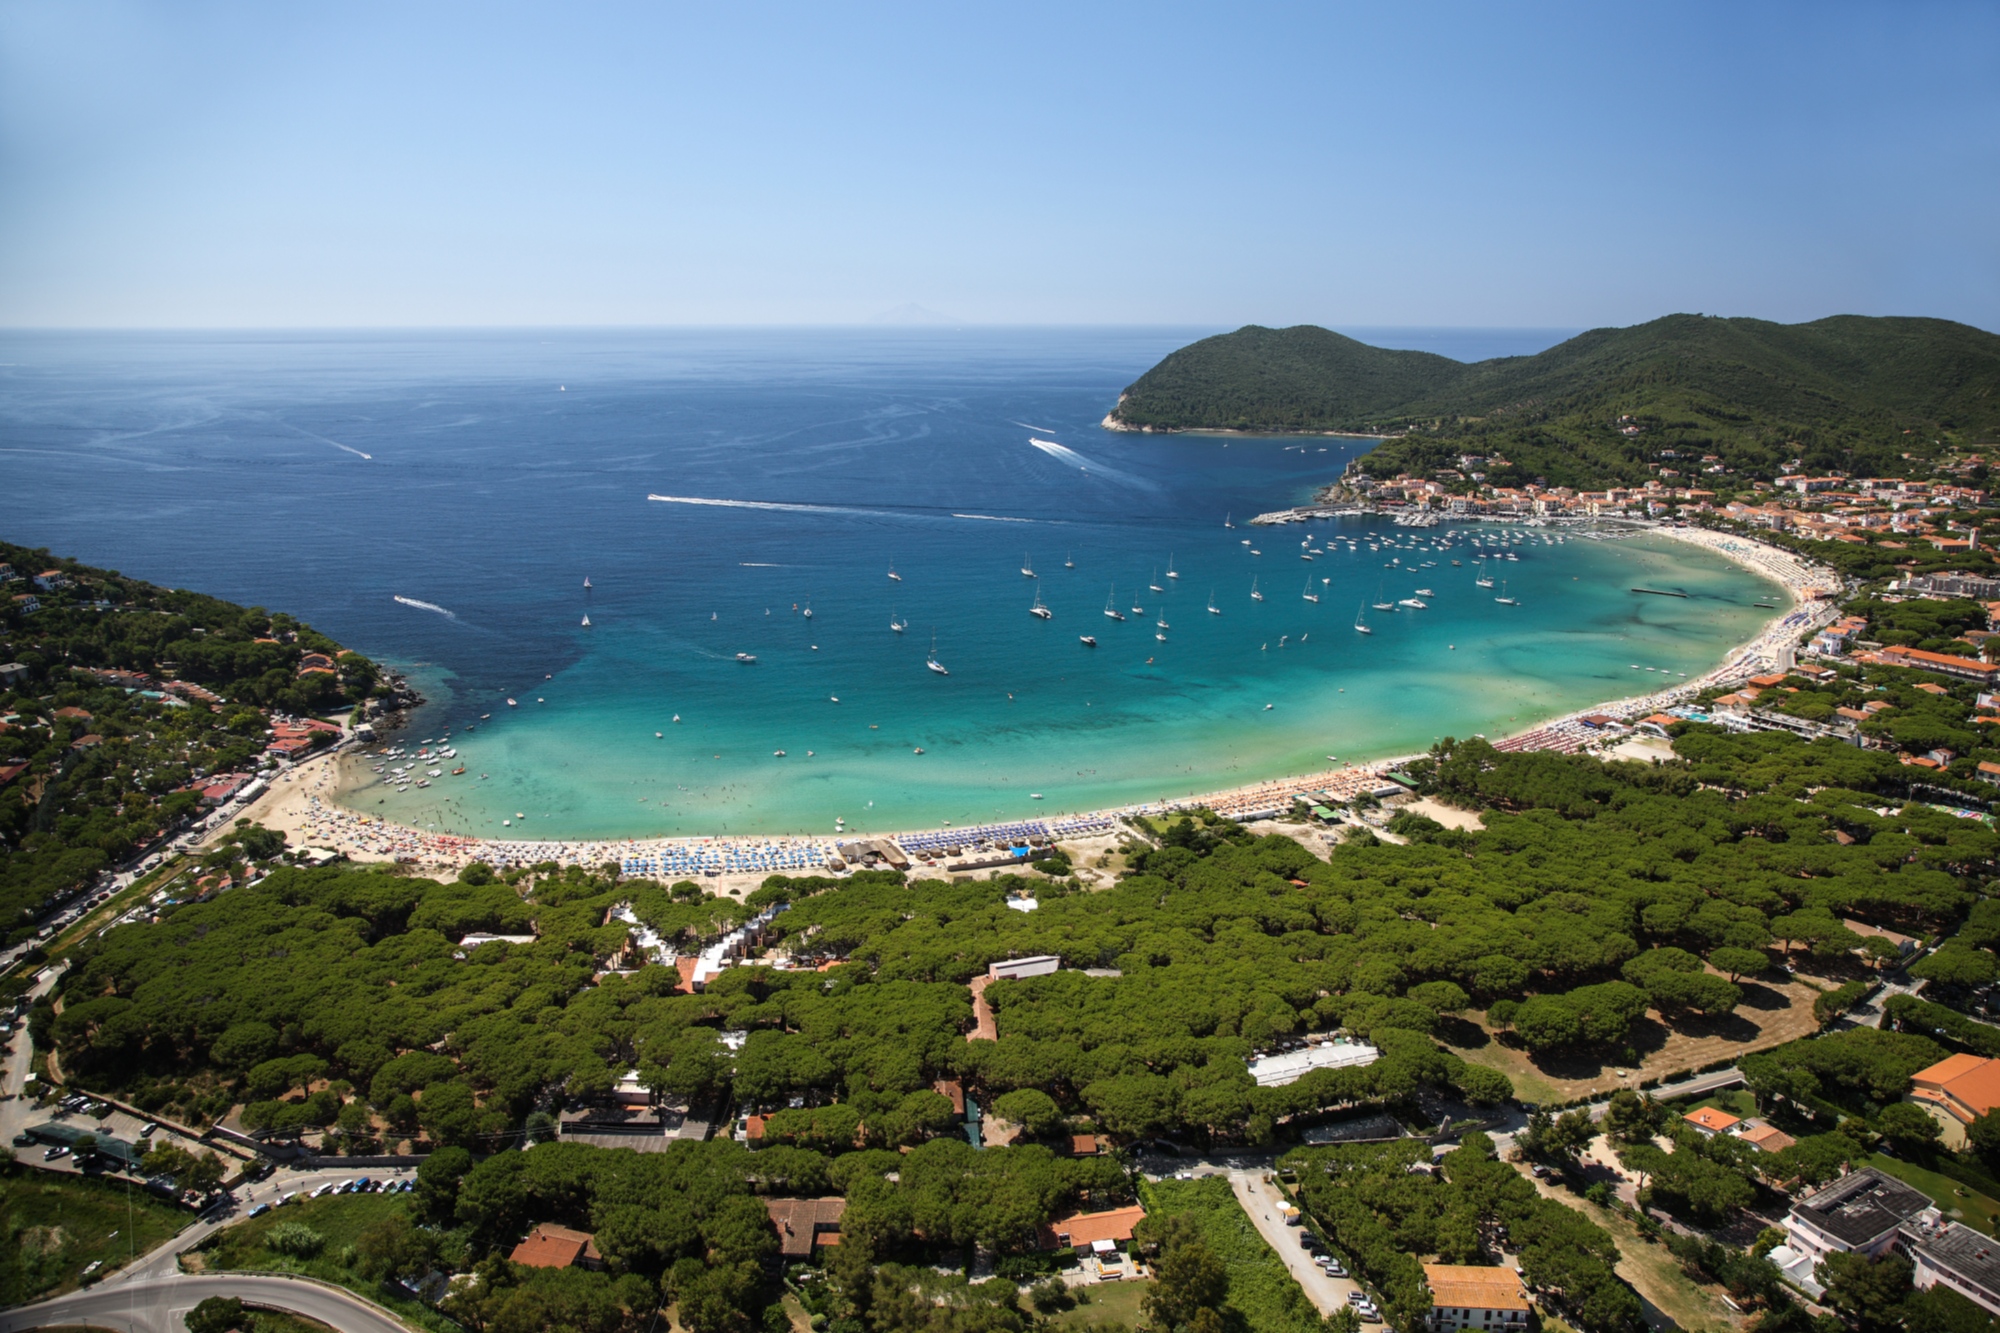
0,328 -> 1774,836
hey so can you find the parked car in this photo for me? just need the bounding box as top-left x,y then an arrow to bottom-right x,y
44,1145 -> 69,1160
138,1123 -> 159,1138
247,1203 -> 271,1218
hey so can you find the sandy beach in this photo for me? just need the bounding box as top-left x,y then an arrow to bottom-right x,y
217,523 -> 1841,880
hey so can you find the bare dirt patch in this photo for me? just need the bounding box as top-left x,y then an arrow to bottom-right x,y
1404,798 -> 1486,831
1444,975 -> 1824,1104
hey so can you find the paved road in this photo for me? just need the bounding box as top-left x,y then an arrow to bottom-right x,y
0,1272 -> 414,1333
1229,1172 -> 1366,1317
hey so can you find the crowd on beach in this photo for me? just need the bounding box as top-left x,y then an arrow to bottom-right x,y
223,524 -> 1844,876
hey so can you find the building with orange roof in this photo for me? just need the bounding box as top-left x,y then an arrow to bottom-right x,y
509,1223 -> 603,1269
1909,1055 -> 2000,1149
765,1197 -> 846,1261
1683,1106 -> 1741,1136
1423,1264 -> 1530,1332
1876,645 -> 2000,682
1039,1204 -> 1146,1254
1738,1122 -> 1797,1154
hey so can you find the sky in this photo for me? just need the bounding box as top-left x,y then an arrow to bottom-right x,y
1,1 -> 1996,329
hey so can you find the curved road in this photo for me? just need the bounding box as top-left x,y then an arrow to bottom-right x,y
0,1272 -> 413,1333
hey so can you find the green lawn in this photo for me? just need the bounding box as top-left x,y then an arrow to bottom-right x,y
0,1165 -> 190,1304
1048,1277 -> 1150,1329
194,1192 -> 455,1333
1668,1089 -> 1758,1119
1868,1153 -> 2000,1236
1141,1178 -> 1322,1333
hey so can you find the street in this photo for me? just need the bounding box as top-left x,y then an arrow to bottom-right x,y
1229,1171 -> 1366,1317
0,1272 -> 415,1333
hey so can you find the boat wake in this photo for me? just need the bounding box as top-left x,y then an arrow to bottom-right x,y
1011,420 -> 1059,435
952,513 -> 1034,523
1028,437 -> 1152,489
649,494 -> 882,517
393,595 -> 455,618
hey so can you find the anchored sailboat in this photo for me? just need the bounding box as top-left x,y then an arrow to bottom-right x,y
1495,579 -> 1519,606
1165,554 -> 1179,580
1207,589 -> 1222,615
887,563 -> 902,582
926,630 -> 949,675
1250,576 -> 1265,603
1104,586 -> 1126,621
1030,588 -> 1053,620
1022,554 -> 1036,578
1354,603 -> 1372,634
1302,573 -> 1319,603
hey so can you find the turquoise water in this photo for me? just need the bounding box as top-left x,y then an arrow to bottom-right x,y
0,329 -> 1777,838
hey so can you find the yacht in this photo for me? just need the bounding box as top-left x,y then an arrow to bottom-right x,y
1165,555 -> 1179,580
1250,577 -> 1265,603
1104,586 -> 1126,621
1156,632 -> 1167,641
1354,604 -> 1372,634
1030,589 -> 1053,620
926,632 -> 949,675
1079,635 -> 1097,647
1399,597 -> 1428,609
736,653 -> 757,663
1157,618 -> 1170,630
1495,580 -> 1519,606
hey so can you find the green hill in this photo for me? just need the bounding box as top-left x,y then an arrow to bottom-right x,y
1107,314 -> 2000,488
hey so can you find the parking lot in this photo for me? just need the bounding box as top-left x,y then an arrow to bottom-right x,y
1231,1173 -> 1375,1321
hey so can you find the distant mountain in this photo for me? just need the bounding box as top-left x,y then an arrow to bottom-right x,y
1106,314 -> 2000,488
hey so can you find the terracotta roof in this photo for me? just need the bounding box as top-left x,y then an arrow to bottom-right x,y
1069,1134 -> 1103,1156
1738,1123 -> 1797,1153
509,1223 -> 601,1269
765,1197 -> 846,1259
1683,1106 -> 1741,1133
1913,1055 -> 2000,1124
1423,1265 -> 1530,1312
1040,1204 -> 1145,1250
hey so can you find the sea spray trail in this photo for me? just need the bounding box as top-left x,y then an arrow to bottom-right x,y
282,422 -> 374,460
1028,437 -> 1153,489
1010,420 -> 1059,434
393,595 -> 455,618
650,493 -> 1038,524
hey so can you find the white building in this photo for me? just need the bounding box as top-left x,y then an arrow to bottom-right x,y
1245,1038 -> 1378,1088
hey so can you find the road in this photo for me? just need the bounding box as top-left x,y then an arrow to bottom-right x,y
0,1272 -> 415,1333
1229,1172 -> 1366,1317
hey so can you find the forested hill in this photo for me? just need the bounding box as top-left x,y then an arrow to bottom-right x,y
1106,315 -> 2000,488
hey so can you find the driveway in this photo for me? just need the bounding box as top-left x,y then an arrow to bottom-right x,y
1229,1172 -> 1367,1318
0,1271 -> 415,1333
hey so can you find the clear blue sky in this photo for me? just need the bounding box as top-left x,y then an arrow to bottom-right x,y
2,1 -> 1995,329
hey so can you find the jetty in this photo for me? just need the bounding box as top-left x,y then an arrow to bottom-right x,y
1631,587 -> 1689,597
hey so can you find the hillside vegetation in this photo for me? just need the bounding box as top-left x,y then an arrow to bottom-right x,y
1107,314 -> 2000,488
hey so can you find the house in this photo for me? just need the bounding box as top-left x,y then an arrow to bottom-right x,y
509,1223 -> 604,1270
1637,713 -> 1680,738
1843,918 -> 1916,958
1737,1121 -> 1797,1154
0,762 -> 28,787
53,706 -> 91,721
1908,1055 -> 2000,1149
1911,1221 -> 2000,1316
1423,1264 -> 1531,1332
1682,1106 -> 1741,1136
1980,761 -> 2000,785
33,570 -> 70,590
1039,1204 -> 1146,1255
0,662 -> 29,688
765,1197 -> 846,1260
11,595 -> 40,615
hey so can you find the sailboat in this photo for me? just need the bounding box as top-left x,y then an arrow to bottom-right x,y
891,610 -> 907,633
1224,512 -> 1233,528
1149,568 -> 1164,593
1104,586 -> 1126,621
1022,554 -> 1036,578
583,576 -> 592,589
1495,580 -> 1519,606
1250,577 -> 1265,603
1165,554 -> 1179,580
1372,582 -> 1396,612
1207,589 -> 1222,615
926,631 -> 949,675
802,599 -> 813,620
1157,616 -> 1171,630
1354,603 -> 1373,635
1302,574 -> 1319,604
887,563 -> 902,582
1475,557 -> 1495,589
1064,551 -> 1075,569
1030,589 -> 1053,620
581,613 -> 592,627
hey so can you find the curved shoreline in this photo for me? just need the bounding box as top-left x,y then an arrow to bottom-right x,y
226,524 -> 1840,878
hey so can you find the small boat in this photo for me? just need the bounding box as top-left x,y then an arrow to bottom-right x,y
583,576 -> 592,588
802,600 -> 813,619
913,747 -> 925,755
891,614 -> 907,633
480,713 -> 490,719
506,698 -> 517,706
581,613 -> 591,627
1156,632 -> 1167,641
1414,588 -> 1433,597
1399,597 -> 1427,610
773,750 -> 786,757
736,653 -> 757,663
1030,589 -> 1053,620
1249,549 -> 1261,556
888,564 -> 902,581
1224,513 -> 1233,528
1104,586 -> 1126,621
1207,590 -> 1221,615
1166,555 -> 1179,580
673,714 -> 680,722
926,631 -> 949,675
1064,551 -> 1075,569
1250,577 -> 1265,603
1354,603 -> 1372,635
1030,793 -> 1044,800
1157,618 -> 1170,630
452,766 -> 466,775
1079,635 -> 1097,647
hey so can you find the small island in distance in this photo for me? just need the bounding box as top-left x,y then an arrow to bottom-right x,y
1106,314 -> 2000,491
